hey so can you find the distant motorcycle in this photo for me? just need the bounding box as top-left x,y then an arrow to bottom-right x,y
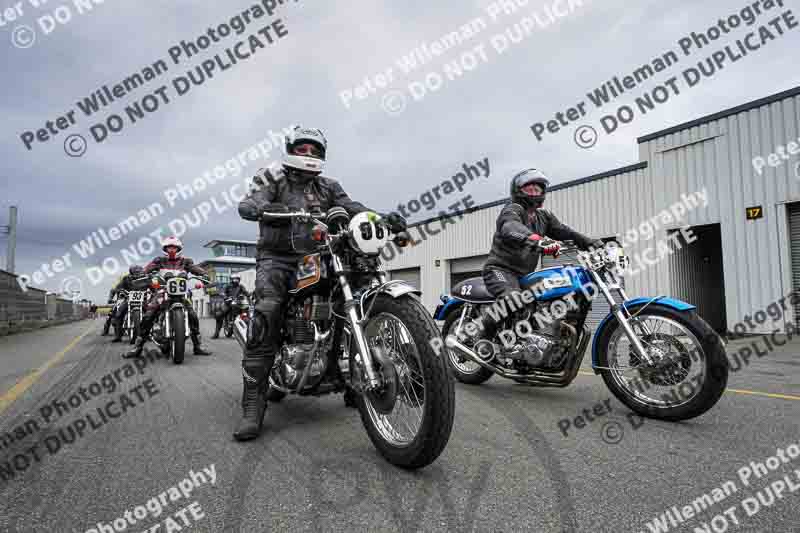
124,290 -> 147,345
109,290 -> 128,340
147,270 -> 207,364
223,295 -> 249,338
436,240 -> 728,421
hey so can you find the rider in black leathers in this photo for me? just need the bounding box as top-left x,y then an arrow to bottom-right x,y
212,275 -> 250,339
109,265 -> 146,343
124,237 -> 212,358
234,125 -> 406,441
480,169 -> 603,339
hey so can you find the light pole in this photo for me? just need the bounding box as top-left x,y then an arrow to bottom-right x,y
1,206 -> 17,273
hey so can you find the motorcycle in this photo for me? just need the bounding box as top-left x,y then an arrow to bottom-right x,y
233,208 -> 454,469
223,295 -> 249,338
435,239 -> 728,421
147,270 -> 207,364
124,290 -> 147,345
109,290 -> 128,340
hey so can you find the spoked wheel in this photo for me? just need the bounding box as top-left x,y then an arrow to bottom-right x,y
130,311 -> 141,345
442,308 -> 494,385
596,306 -> 727,421
350,294 -> 454,469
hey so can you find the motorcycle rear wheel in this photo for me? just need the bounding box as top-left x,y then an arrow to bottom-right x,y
441,308 -> 494,385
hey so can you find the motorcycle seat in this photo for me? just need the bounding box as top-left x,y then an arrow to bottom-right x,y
450,277 -> 495,303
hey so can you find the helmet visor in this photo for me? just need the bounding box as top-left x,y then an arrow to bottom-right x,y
292,142 -> 324,159
512,169 -> 549,191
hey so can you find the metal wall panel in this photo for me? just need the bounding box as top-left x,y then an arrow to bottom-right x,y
384,91 -> 800,331
639,93 -> 800,333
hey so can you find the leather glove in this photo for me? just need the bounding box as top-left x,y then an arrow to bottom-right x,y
528,234 -> 561,257
382,212 -> 407,233
260,203 -> 291,225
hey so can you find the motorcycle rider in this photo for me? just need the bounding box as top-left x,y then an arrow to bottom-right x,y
234,125 -> 407,441
124,237 -> 213,358
212,275 -> 250,339
479,168 -> 604,341
109,265 -> 146,343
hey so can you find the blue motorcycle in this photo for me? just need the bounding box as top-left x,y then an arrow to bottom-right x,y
435,240 -> 728,421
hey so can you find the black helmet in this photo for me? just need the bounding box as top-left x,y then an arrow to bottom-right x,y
230,275 -> 240,285
129,265 -> 144,276
510,168 -> 549,209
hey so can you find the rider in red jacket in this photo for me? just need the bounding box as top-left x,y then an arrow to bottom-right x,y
124,236 -> 212,358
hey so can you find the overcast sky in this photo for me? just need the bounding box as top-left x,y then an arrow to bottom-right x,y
1,0 -> 799,302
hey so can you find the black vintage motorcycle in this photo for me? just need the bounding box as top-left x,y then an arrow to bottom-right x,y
123,290 -> 147,344
223,295 -> 249,338
233,208 -> 454,469
147,270 -> 208,364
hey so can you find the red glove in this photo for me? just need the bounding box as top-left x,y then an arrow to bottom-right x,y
529,234 -> 561,257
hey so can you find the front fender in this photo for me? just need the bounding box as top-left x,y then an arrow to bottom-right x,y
590,296 -> 696,369
361,280 -> 421,318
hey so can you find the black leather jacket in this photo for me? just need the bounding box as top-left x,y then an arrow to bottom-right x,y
224,284 -> 249,300
483,203 -> 596,276
238,167 -> 370,258
109,273 -> 148,300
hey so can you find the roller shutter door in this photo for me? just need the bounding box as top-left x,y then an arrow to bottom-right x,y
389,268 -> 421,290
539,254 -> 623,332
788,203 -> 800,327
450,255 -> 488,288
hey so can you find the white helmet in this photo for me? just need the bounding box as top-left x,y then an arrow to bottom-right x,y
283,125 -> 327,174
348,212 -> 389,256
161,236 -> 183,258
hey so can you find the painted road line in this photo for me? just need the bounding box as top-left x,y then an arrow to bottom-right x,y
578,371 -> 800,401
0,323 -> 95,415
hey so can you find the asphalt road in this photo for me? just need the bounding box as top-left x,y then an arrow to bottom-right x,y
0,318 -> 798,533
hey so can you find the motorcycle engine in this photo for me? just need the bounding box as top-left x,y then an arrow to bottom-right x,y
501,302 -> 574,370
276,296 -> 331,389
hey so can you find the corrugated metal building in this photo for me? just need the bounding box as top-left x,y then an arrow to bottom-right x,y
384,85 -> 800,335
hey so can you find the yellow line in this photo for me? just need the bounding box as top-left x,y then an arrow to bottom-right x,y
726,388 -> 800,402
0,323 -> 94,415
578,370 -> 800,401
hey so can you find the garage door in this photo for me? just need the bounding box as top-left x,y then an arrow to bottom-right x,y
539,254 -> 624,332
788,203 -> 800,327
450,255 -> 488,290
389,267 -> 421,290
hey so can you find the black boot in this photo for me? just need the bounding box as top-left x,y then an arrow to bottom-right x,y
211,320 -> 221,339
111,323 -> 123,343
192,334 -> 212,355
124,337 -> 146,358
233,359 -> 268,441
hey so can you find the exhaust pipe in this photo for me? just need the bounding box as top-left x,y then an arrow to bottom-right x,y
233,316 -> 248,351
445,330 -> 588,387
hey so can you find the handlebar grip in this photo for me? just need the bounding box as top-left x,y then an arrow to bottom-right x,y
393,231 -> 412,247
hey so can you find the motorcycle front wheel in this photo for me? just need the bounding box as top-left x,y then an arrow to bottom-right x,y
170,308 -> 186,365
595,306 -> 728,421
129,310 -> 141,345
350,294 -> 454,469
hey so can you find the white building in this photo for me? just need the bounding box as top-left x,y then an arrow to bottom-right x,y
383,86 -> 800,335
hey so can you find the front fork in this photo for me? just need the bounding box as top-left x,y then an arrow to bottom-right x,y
331,254 -> 382,390
590,270 -> 655,366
